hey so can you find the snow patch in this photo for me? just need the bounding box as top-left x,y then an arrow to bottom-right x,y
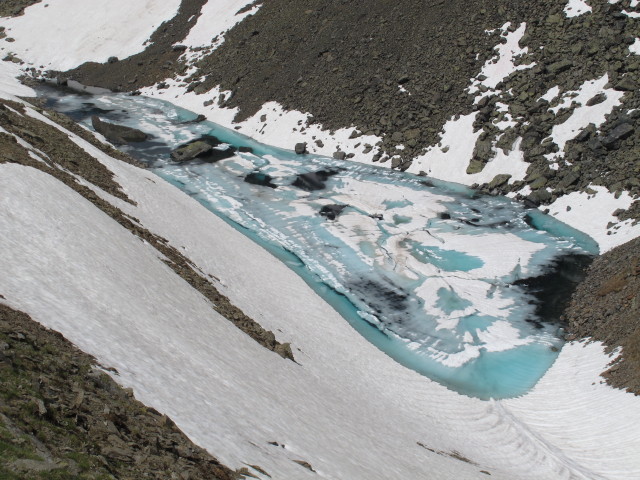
547,186 -> 640,252
549,74 -> 624,155
564,0 -> 592,17
2,0 -> 181,71
469,23 -> 532,98
540,85 -> 560,103
141,79 -> 382,162
406,114 -> 528,185
182,0 -> 261,51
0,61 -> 35,99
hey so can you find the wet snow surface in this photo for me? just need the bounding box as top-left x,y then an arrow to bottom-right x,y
40,86 -> 598,399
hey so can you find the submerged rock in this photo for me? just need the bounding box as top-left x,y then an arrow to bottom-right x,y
180,114 -> 207,124
245,172 -> 277,188
291,169 -> 341,191
91,116 -> 148,144
319,204 -> 347,220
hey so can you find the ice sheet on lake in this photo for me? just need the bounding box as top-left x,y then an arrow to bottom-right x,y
39,87 -> 599,399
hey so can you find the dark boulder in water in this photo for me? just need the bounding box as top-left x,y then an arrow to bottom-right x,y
292,169 -> 341,191
294,142 -> 307,154
170,140 -> 213,162
170,135 -> 237,163
91,115 -> 148,144
245,172 -> 277,188
180,114 -> 207,124
319,204 -> 347,220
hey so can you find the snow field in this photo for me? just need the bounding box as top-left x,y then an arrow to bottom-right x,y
1,0 -> 181,70
3,94 -> 640,478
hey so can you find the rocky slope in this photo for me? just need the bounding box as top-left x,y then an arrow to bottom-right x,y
564,236 -> 640,394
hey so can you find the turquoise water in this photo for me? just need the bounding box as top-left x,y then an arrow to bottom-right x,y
40,86 -> 598,399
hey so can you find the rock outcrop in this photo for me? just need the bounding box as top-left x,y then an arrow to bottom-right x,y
91,115 -> 149,144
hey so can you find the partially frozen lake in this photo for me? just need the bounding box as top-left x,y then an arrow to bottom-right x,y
39,86 -> 597,399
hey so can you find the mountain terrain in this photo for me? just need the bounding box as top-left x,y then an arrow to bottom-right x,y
0,0 -> 640,479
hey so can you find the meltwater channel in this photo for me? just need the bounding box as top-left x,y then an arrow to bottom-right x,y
39,85 -> 599,400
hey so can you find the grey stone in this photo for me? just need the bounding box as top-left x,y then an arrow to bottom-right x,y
602,123 -> 634,149
466,159 -> 486,174
391,131 -> 404,143
527,189 -> 552,205
333,151 -> 346,160
91,116 -> 149,144
547,60 -> 573,74
11,459 -> 60,473
294,142 -> 307,154
529,177 -> 548,189
170,141 -> 213,162
614,77 -> 637,91
586,93 -> 607,107
488,174 -> 512,189
558,171 -> 580,189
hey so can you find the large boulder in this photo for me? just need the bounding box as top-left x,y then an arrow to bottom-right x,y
170,141 -> 213,162
91,116 -> 148,144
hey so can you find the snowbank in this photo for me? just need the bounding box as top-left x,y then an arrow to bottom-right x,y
1,0 -> 181,70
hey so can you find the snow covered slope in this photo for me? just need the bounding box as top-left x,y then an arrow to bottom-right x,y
1,0 -> 181,70
1,2 -> 640,479
1,68 -> 640,479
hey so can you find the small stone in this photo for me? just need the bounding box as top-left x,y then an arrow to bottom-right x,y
602,123 -> 634,149
547,60 -> 573,74
294,142 -> 307,154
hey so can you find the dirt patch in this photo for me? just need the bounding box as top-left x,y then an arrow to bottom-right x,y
0,303 -> 240,479
0,97 -> 294,361
564,236 -> 640,394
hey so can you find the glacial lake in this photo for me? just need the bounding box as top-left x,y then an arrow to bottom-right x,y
38,85 -> 598,399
